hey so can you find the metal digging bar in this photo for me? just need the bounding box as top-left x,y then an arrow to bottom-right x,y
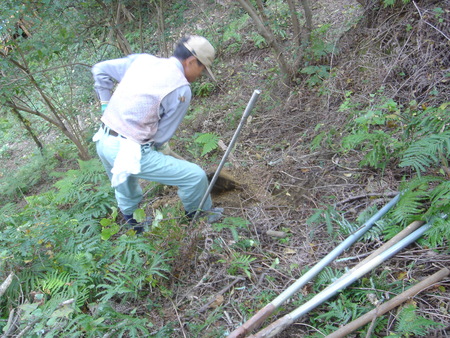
227,193 -> 401,338
250,221 -> 433,338
192,89 -> 261,223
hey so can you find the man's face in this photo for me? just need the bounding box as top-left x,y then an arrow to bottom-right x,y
183,56 -> 206,83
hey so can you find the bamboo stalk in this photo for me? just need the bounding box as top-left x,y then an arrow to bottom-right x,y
250,222 -> 432,337
227,194 -> 401,338
326,267 -> 450,338
321,220 -> 425,295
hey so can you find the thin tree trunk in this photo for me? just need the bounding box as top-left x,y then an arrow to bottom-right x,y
95,0 -> 133,55
13,48 -> 91,159
114,2 -> 132,54
254,0 -> 269,22
11,107 -> 44,154
286,0 -> 301,46
236,0 -> 293,83
153,0 -> 168,57
291,0 -> 313,69
5,100 -> 91,160
299,0 -> 312,35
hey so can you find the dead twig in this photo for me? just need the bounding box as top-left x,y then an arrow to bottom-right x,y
335,191 -> 399,206
171,299 -> 187,338
1,308 -> 18,338
412,1 -> 450,41
198,277 -> 245,313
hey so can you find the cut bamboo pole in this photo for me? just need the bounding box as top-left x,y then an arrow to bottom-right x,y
326,267 -> 450,338
321,220 -> 425,295
227,194 -> 400,338
249,222 -> 432,338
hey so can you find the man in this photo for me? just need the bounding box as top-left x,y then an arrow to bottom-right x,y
92,35 -> 223,233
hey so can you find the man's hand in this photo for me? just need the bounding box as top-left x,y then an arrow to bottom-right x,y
158,143 -> 186,160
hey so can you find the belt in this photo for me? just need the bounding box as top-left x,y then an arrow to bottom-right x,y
101,123 -> 155,148
102,123 -> 120,137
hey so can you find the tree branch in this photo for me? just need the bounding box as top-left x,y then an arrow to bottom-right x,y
0,273 -> 14,298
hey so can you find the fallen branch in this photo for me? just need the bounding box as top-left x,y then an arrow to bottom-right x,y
266,230 -> 288,238
198,277 -> 245,313
171,299 -> 187,338
412,1 -> 450,41
15,318 -> 40,338
0,273 -> 14,298
1,308 -> 17,337
326,267 -> 450,338
336,192 -> 398,206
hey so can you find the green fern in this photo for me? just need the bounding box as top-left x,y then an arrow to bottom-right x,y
422,216 -> 450,248
223,14 -> 249,43
51,158 -> 114,220
213,217 -> 256,249
314,293 -> 365,325
391,304 -> 443,336
65,303 -> 152,336
220,252 -> 256,279
413,102 -> 450,134
194,132 -> 220,156
314,267 -> 343,292
427,180 -> 450,217
40,271 -> 74,294
97,236 -> 170,302
342,129 -> 399,170
400,131 -> 450,174
390,178 -> 433,225
213,216 -> 249,241
97,260 -> 144,302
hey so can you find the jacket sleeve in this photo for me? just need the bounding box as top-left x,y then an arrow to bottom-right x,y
91,54 -> 140,101
153,85 -> 192,146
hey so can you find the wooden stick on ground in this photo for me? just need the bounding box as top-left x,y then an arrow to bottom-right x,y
0,273 -> 14,298
326,267 -> 450,338
198,277 -> 245,313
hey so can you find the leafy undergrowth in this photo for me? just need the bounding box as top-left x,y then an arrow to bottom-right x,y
1,0 -> 449,337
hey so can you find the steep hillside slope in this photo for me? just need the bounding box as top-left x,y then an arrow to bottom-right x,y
146,0 -> 449,336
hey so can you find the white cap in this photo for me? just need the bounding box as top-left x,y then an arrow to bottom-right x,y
183,35 -> 216,81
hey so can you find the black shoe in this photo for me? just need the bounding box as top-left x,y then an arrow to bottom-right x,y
123,214 -> 149,234
185,207 -> 224,223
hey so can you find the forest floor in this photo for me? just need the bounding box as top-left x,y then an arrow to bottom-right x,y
129,0 -> 449,337
3,0 -> 449,337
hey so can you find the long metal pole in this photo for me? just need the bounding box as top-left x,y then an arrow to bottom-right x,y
227,194 -> 400,338
192,90 -> 261,222
250,222 -> 432,338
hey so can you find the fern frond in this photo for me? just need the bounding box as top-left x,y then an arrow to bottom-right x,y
341,131 -> 370,150
417,102 -> 450,135
40,271 -> 75,295
394,304 -> 443,336
400,131 -> 450,174
194,132 -> 219,156
314,267 -> 343,291
390,192 -> 426,226
54,251 -> 95,274
145,251 -> 171,279
423,217 -> 450,247
390,176 -> 439,225
427,180 -> 450,217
